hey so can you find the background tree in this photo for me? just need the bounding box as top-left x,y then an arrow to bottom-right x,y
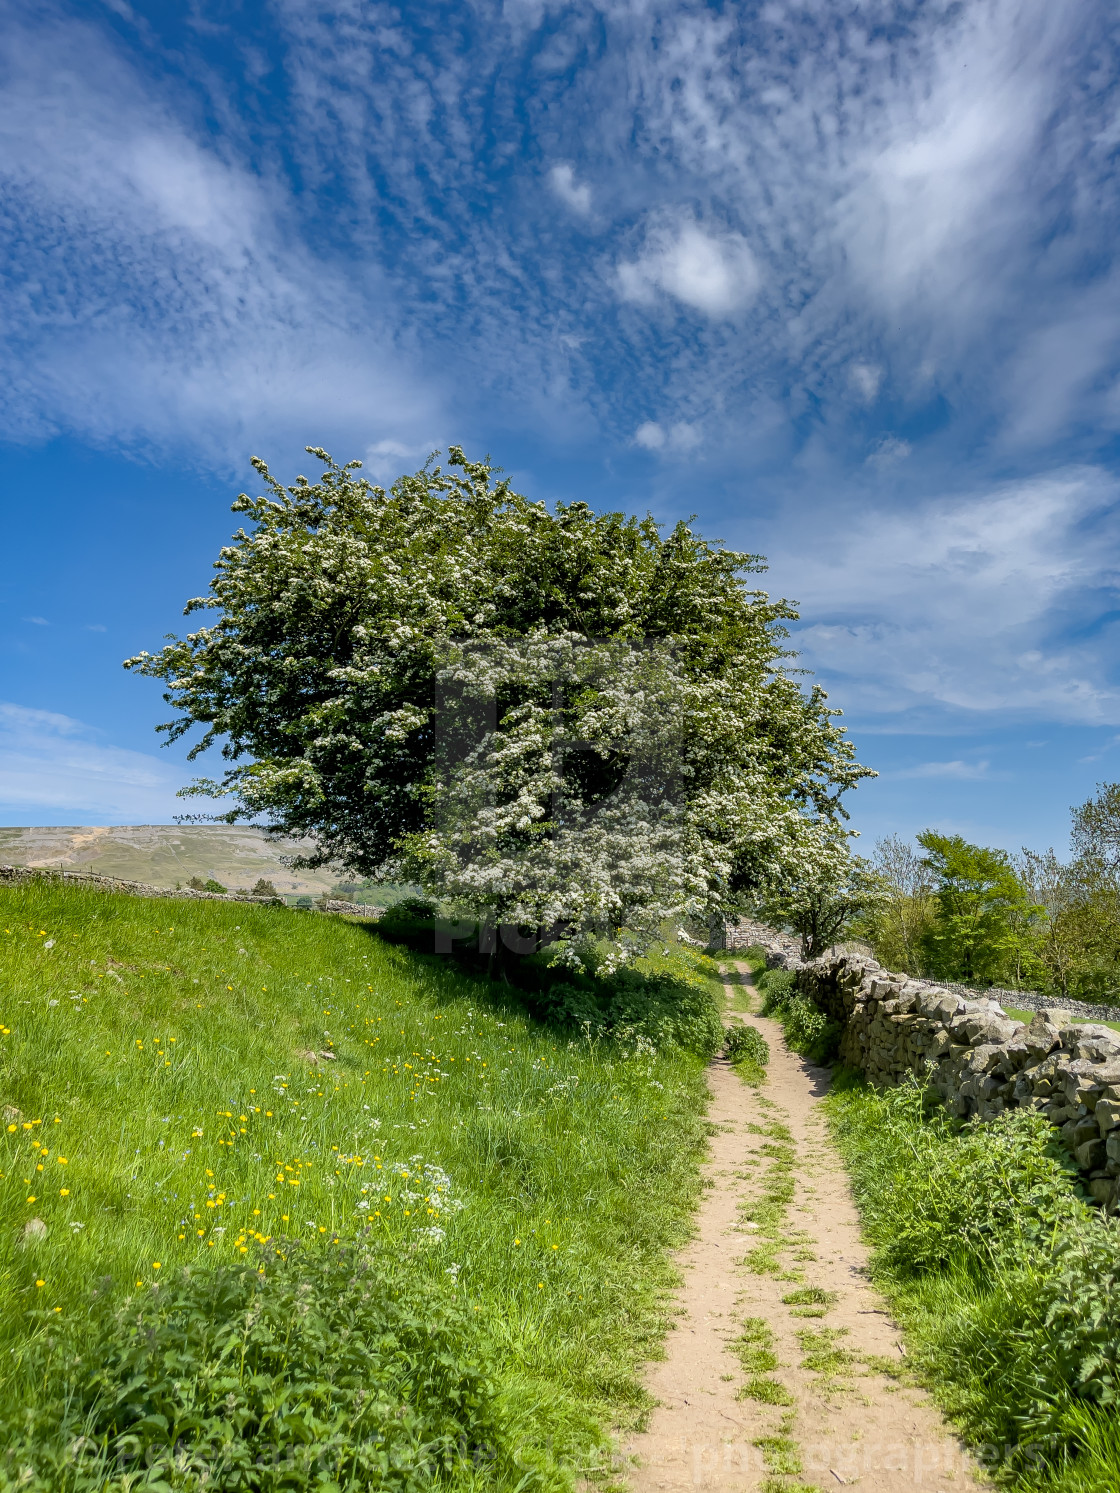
917,831 -> 1045,987
1071,782 -> 1120,871
126,447 -> 872,950
854,833 -> 936,973
758,834 -> 884,960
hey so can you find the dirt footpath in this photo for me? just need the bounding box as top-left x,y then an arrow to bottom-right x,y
621,963 -> 986,1491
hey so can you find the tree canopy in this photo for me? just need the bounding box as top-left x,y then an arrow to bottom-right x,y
915,831 -> 1043,987
126,447 -> 872,943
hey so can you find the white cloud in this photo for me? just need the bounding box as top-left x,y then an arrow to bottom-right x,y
5,0 -> 1117,473
866,436 -> 912,469
760,466 -> 1120,725
617,216 -> 760,317
633,418 -> 703,454
897,760 -> 992,780
603,0 -> 1119,449
362,439 -> 437,483
0,702 -> 200,820
850,364 -> 883,404
0,10 -> 441,462
548,163 -> 591,215
634,420 -> 665,450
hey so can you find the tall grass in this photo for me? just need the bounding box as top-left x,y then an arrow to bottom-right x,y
0,882 -> 717,1489
827,1072 -> 1120,1492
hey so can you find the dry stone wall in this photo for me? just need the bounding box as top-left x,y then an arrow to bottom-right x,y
717,917 -> 801,965
799,953 -> 1120,1209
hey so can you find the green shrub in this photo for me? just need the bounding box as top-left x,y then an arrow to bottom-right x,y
783,997 -> 841,1062
539,965 -> 724,1059
742,943 -> 770,974
374,896 -> 440,935
756,968 -> 796,1011
827,1072 -> 1120,1488
1037,1220 -> 1120,1412
757,971 -> 840,1063
0,1240 -> 543,1493
725,1023 -> 769,1069
831,1081 -> 1088,1280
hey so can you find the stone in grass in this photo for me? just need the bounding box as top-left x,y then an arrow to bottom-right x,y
21,1218 -> 48,1245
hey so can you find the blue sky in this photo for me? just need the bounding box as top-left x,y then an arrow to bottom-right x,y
3,0 -> 1120,858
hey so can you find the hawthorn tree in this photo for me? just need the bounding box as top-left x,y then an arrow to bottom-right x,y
758,833 -> 884,959
126,447 -> 872,947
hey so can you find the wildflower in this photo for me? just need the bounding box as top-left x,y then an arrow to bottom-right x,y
35,1279 -> 44,1288
59,1188 -> 69,1197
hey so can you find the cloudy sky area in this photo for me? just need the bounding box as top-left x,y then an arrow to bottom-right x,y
3,0 -> 1120,853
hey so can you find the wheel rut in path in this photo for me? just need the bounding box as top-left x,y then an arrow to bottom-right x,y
621,962 -> 988,1491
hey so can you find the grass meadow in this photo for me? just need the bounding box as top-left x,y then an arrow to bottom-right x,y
0,880 -> 718,1490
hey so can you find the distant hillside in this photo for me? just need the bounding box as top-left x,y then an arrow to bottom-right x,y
0,825 -> 340,899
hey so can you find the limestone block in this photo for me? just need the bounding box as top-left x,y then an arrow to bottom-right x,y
993,1041 -> 1030,1077
976,1099 -> 1006,1121
1060,1026 -> 1120,1063
1107,1131 -> 1120,1166
1063,1117 -> 1100,1151
965,1014 -> 1019,1045
962,1043 -> 1004,1076
1078,1138 -> 1107,1170
1025,1017 -> 1061,1058
1088,1177 -> 1118,1207
1096,1098 -> 1120,1135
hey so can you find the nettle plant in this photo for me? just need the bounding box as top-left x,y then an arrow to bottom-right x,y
126,447 -> 871,952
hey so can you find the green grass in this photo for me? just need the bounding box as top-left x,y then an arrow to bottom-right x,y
752,1434 -> 803,1474
719,949 -> 763,1013
826,1071 -> 1120,1492
0,881 -> 716,1490
732,1315 -> 780,1374
1004,1006 -> 1120,1034
738,1376 -> 795,1406
724,1022 -> 770,1085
